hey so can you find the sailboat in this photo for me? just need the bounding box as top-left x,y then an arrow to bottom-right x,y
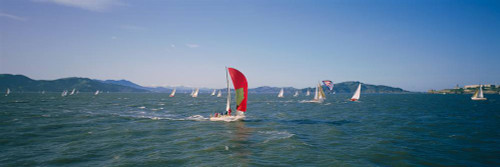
293,91 -> 299,97
70,89 -> 76,95
5,88 -> 10,96
217,90 -> 222,97
211,89 -> 216,96
471,85 -> 487,100
41,90 -> 45,94
306,89 -> 310,96
300,83 -> 326,103
278,88 -> 284,98
94,90 -> 100,95
169,88 -> 176,97
351,83 -> 361,101
192,88 -> 199,97
61,90 -> 68,97
210,67 -> 248,122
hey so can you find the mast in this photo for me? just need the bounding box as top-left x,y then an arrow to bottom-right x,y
226,67 -> 231,112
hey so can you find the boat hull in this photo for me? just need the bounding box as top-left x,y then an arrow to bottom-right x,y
209,115 -> 245,122
471,97 -> 487,101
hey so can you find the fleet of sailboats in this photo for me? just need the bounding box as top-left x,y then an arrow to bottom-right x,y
277,88 -> 284,98
471,85 -> 487,100
210,67 -> 248,122
350,83 -> 361,101
169,88 -> 176,97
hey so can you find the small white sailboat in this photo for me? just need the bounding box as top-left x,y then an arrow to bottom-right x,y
70,89 -> 76,95
5,88 -> 10,96
192,88 -> 199,98
210,67 -> 248,122
471,85 -> 487,100
211,89 -> 216,96
351,83 -> 361,101
41,90 -> 45,94
169,88 -> 176,97
278,88 -> 284,98
293,91 -> 299,97
61,90 -> 68,97
217,90 -> 222,97
94,90 -> 100,95
306,89 -> 310,96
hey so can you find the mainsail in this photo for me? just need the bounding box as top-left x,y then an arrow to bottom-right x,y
278,88 -> 284,98
351,83 -> 361,101
217,90 -> 222,97
192,88 -> 199,97
5,88 -> 10,96
312,83 -> 326,102
471,85 -> 487,100
294,91 -> 299,97
306,89 -> 310,96
169,88 -> 176,97
211,89 -> 216,96
94,90 -> 100,95
70,89 -> 76,95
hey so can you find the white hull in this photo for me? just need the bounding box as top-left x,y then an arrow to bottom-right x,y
300,99 -> 324,103
471,97 -> 487,101
209,115 -> 245,122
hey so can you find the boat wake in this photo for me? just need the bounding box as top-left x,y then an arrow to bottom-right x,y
258,130 -> 295,143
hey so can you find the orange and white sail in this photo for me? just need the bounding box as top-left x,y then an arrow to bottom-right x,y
278,88 -> 284,98
169,88 -> 176,97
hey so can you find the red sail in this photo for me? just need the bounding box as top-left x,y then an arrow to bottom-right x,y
228,67 -> 248,112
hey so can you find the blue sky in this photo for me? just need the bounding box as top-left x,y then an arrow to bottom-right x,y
1,0 -> 499,91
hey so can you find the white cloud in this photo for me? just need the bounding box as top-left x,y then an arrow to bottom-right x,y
186,44 -> 200,48
33,0 -> 124,12
119,25 -> 146,31
0,12 -> 26,21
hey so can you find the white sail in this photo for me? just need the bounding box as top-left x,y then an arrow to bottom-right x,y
61,90 -> 68,97
94,90 -> 100,95
5,88 -> 10,96
192,88 -> 199,97
306,89 -> 310,96
217,90 -> 222,97
278,88 -> 284,98
211,89 -> 216,96
169,88 -> 176,97
190,89 -> 194,96
70,89 -> 76,95
225,68 -> 231,112
478,86 -> 484,98
313,86 -> 318,100
294,91 -> 299,97
351,83 -> 361,101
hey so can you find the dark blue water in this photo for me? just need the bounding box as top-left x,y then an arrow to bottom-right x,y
1,93 -> 499,166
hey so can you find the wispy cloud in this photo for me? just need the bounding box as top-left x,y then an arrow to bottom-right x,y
33,0 -> 124,12
119,25 -> 146,31
0,12 -> 27,21
186,44 -> 200,48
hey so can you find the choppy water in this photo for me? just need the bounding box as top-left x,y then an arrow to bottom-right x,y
1,93 -> 499,166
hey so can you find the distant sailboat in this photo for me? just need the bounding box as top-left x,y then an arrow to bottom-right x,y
306,89 -> 310,96
278,88 -> 284,98
471,85 -> 487,100
5,88 -> 10,96
41,90 -> 45,94
351,83 -> 361,101
190,89 -> 194,96
61,90 -> 68,97
211,89 -> 216,96
169,88 -> 176,97
217,90 -> 222,97
94,90 -> 100,95
192,88 -> 199,98
293,91 -> 299,97
312,83 -> 326,103
70,89 -> 76,95
210,67 -> 248,121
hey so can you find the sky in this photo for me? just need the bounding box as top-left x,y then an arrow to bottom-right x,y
1,0 -> 499,91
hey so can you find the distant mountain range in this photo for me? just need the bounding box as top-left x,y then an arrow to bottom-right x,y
0,74 -> 409,93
